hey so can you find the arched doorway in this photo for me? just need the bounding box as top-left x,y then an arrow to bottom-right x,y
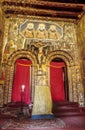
46,50 -> 76,102
12,58 -> 32,104
4,50 -> 37,105
50,58 -> 69,102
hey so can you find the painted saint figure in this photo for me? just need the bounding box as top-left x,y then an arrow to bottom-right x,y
48,25 -> 61,39
36,23 -> 48,39
21,23 -> 35,38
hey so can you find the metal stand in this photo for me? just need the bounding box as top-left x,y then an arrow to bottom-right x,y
20,91 -> 24,114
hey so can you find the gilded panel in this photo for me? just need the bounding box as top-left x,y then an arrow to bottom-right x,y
2,17 -> 78,63
1,16 -> 84,108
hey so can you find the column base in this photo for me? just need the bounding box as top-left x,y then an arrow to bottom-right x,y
31,114 -> 54,119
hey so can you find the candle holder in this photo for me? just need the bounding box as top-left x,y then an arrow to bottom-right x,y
20,85 -> 25,114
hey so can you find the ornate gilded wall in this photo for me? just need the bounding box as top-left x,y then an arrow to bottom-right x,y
0,14 -> 85,108
77,14 -> 85,101
0,5 -> 5,107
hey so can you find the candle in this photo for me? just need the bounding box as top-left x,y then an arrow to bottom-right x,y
22,85 -> 25,92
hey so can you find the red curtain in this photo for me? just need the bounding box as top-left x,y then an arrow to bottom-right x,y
12,59 -> 32,104
50,62 -> 65,101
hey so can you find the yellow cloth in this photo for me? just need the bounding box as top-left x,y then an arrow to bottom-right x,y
32,85 -> 52,115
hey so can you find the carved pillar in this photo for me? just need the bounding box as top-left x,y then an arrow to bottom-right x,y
76,66 -> 85,106
4,65 -> 11,104
71,65 -> 78,102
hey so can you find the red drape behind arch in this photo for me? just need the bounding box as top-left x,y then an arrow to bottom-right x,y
12,59 -> 32,104
50,62 -> 65,101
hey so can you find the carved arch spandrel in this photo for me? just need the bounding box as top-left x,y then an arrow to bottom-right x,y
46,50 -> 78,102
4,50 -> 37,104
7,49 -> 37,66
46,50 -> 74,66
